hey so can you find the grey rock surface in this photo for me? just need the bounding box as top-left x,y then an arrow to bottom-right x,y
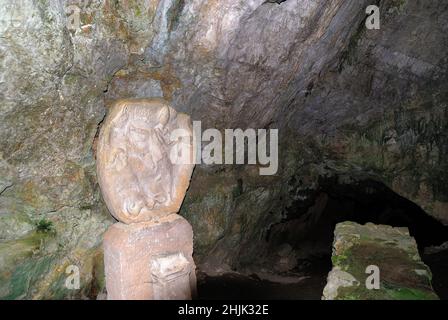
0,0 -> 447,298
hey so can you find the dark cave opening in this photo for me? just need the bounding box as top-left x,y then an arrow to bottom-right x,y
198,178 -> 448,300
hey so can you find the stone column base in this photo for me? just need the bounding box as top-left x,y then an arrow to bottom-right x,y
103,214 -> 197,300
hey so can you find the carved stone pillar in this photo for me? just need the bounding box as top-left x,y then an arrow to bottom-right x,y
104,215 -> 196,300
97,99 -> 196,300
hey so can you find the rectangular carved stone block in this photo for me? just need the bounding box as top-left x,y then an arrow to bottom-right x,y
104,214 -> 197,300
322,222 -> 439,300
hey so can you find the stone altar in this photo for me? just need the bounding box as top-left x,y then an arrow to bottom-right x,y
322,222 -> 439,300
97,99 -> 196,300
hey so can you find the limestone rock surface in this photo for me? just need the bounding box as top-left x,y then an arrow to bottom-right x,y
322,222 -> 439,300
0,0 -> 447,298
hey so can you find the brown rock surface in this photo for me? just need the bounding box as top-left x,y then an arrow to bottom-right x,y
96,99 -> 194,224
103,214 -> 196,300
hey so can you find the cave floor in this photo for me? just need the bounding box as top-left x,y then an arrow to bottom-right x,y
196,249 -> 448,300
196,256 -> 330,300
196,272 -> 327,300
423,250 -> 448,300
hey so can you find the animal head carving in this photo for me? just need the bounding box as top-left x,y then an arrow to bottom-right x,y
96,99 -> 194,224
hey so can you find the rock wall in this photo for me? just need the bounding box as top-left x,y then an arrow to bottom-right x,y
0,0 -> 447,298
0,0 -> 156,299
179,0 -> 448,271
288,0 -> 448,225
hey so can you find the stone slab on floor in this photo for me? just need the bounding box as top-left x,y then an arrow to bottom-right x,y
104,214 -> 197,300
322,221 -> 439,300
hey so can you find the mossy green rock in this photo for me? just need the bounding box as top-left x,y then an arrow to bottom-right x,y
0,0 -> 154,299
323,222 -> 439,300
